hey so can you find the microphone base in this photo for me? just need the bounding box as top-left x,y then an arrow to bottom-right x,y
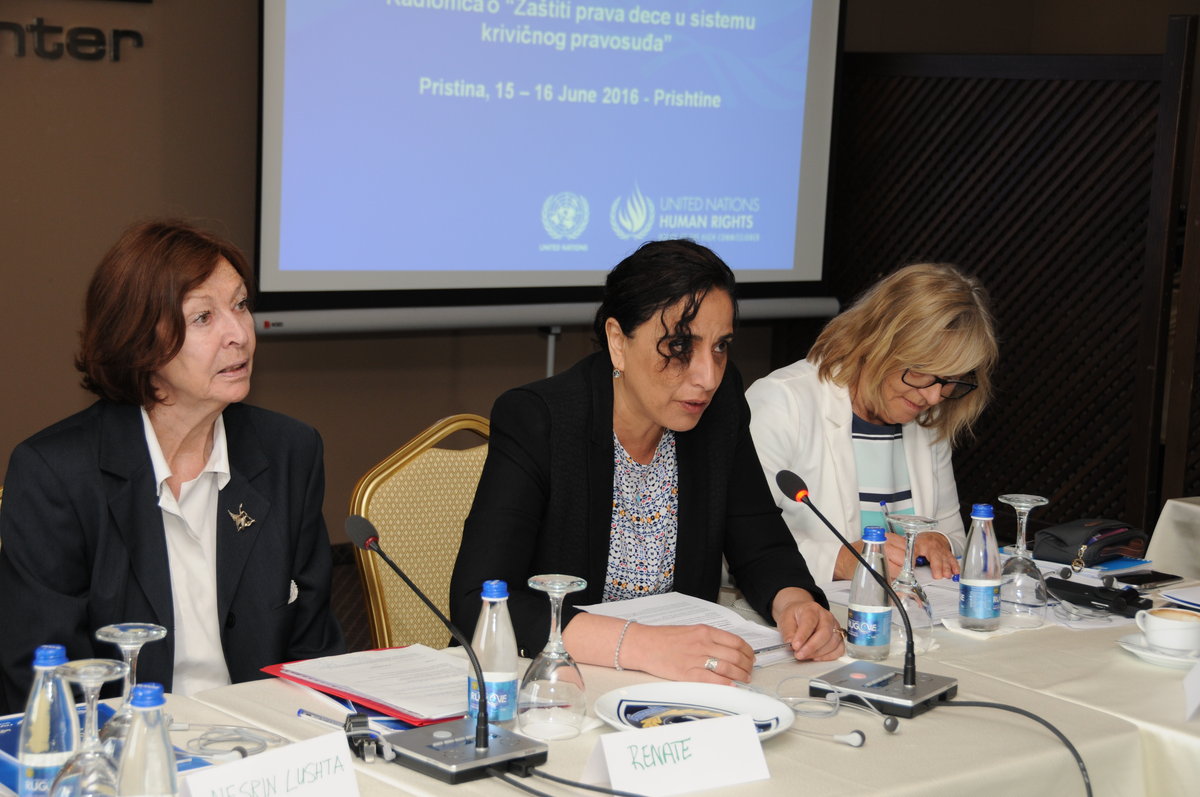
809,661 -> 958,718
383,718 -> 549,784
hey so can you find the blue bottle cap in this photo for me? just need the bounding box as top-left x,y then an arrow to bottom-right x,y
131,683 -> 165,708
862,526 -> 887,543
971,503 -> 994,519
481,580 -> 508,600
33,644 -> 68,668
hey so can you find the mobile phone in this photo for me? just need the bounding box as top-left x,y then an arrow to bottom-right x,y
1115,570 -> 1183,589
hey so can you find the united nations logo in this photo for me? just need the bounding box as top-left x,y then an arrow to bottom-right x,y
610,184 -> 655,240
542,192 -> 589,240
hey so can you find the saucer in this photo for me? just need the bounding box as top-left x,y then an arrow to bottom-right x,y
1117,633 -> 1200,669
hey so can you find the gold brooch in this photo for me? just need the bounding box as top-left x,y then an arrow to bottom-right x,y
227,503 -> 256,533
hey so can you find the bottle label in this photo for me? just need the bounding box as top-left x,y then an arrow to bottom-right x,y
847,604 -> 892,647
959,580 -> 1001,619
467,672 -> 517,722
19,757 -> 69,795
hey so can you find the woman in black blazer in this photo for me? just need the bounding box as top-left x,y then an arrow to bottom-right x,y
0,220 -> 344,713
451,240 -> 842,685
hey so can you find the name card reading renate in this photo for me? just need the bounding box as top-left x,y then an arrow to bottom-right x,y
181,731 -> 359,797
583,715 -> 768,796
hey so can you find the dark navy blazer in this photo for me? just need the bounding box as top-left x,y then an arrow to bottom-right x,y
0,401 -> 344,713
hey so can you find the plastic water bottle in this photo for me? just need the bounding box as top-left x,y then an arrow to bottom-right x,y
116,683 -> 177,797
468,580 -> 519,727
847,526 -> 892,660
960,503 -> 1001,631
18,644 -> 79,797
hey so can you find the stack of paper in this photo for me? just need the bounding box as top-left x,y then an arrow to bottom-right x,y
265,644 -> 469,723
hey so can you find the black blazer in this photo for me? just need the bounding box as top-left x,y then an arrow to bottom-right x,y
450,352 -> 826,656
0,401 -> 345,713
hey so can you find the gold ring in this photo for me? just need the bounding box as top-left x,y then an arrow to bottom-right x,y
835,627 -> 847,641
704,656 -> 719,672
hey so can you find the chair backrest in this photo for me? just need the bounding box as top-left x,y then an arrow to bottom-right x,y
349,414 -> 489,649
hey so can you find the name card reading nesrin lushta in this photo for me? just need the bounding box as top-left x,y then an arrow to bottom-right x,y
181,731 -> 359,797
584,715 -> 768,797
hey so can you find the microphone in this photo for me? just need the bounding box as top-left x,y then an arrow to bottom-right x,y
775,471 -> 957,718
345,515 -> 547,783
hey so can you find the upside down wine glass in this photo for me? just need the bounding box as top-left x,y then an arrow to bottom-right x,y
95,623 -> 167,758
883,514 -> 937,654
48,659 -> 128,797
999,494 -> 1050,628
517,574 -> 588,741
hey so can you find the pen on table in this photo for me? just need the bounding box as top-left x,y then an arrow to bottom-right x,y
297,708 -> 344,730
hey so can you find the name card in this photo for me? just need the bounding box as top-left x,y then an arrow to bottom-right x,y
583,715 -> 768,796
182,731 -> 359,797
1185,661 -> 1200,721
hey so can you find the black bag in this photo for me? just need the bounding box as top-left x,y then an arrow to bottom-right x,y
1032,518 -> 1147,569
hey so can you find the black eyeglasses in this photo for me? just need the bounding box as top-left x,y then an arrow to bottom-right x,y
901,369 -> 977,399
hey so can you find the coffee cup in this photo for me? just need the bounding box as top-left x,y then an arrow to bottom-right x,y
1134,607 -> 1200,654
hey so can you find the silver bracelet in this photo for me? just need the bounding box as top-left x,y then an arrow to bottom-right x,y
614,619 -> 636,671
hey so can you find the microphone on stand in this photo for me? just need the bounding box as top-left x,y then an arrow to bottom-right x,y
345,515 -> 547,784
775,471 -> 957,718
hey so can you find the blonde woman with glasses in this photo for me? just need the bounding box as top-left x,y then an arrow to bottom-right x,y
746,263 -> 998,583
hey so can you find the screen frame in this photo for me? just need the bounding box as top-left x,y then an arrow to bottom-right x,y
252,1 -> 845,330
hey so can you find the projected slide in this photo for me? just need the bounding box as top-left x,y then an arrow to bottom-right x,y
259,0 -> 835,294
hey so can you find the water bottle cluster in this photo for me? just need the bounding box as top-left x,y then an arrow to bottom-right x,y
17,644 -> 178,797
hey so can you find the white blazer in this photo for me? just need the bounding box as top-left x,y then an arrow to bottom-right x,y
746,359 -> 966,582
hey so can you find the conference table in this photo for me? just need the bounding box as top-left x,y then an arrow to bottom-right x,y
175,592 -> 1200,797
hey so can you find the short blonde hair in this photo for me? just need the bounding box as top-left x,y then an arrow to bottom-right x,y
808,263 -> 998,444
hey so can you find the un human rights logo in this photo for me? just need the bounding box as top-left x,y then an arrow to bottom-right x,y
542,192 -> 590,240
610,184 -> 655,240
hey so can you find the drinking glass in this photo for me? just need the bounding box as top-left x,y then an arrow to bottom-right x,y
48,659 -> 128,797
883,514 -> 937,654
95,623 -> 167,757
517,574 -> 587,741
999,494 -> 1050,628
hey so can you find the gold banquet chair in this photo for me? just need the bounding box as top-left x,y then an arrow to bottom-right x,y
349,414 -> 489,649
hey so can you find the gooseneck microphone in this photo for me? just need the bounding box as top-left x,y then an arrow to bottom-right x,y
345,515 -> 547,783
775,471 -> 957,718
775,471 -> 918,688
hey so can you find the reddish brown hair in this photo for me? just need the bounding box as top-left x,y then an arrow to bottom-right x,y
76,219 -> 254,406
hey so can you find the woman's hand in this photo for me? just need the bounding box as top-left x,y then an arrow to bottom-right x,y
618,623 -> 756,684
883,531 -> 957,580
835,532 -> 959,581
772,587 -> 845,661
561,613 -> 754,684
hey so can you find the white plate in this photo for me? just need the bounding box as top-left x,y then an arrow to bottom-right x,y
593,682 -> 794,741
1117,633 -> 1200,669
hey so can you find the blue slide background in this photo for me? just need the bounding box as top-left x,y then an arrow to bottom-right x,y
276,1 -> 812,274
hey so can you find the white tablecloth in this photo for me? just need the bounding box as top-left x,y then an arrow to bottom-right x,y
189,638 -> 1150,797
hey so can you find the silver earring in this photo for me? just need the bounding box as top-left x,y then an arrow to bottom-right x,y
612,368 -> 621,378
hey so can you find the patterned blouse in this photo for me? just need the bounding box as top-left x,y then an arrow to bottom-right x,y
603,430 -> 679,602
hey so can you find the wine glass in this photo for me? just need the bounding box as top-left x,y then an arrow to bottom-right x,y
883,514 -> 937,654
999,494 -> 1050,628
517,574 -> 587,741
48,659 -> 129,797
95,623 -> 167,757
